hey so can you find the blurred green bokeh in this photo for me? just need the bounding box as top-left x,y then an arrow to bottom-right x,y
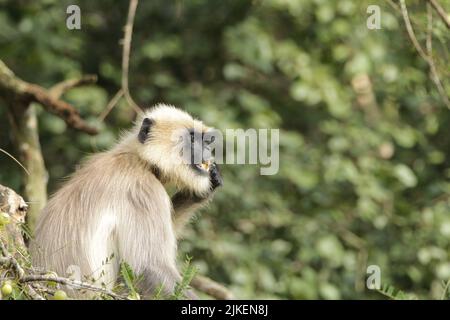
0,0 -> 449,299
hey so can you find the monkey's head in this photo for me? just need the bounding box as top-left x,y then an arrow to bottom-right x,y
134,104 -> 217,196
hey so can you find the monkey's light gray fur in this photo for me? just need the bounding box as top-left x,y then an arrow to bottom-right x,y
30,104 -> 222,299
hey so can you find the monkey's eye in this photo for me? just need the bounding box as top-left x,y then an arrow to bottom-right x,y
203,135 -> 215,145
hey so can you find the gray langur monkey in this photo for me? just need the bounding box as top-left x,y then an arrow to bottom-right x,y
30,104 -> 223,299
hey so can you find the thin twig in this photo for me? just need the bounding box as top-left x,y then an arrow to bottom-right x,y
399,0 -> 450,109
427,0 -> 450,29
121,0 -> 142,114
0,147 -> 30,176
98,89 -> 124,122
21,274 -> 127,300
386,0 -> 420,26
441,280 -> 450,300
0,240 -> 25,278
425,4 -> 450,109
426,3 -> 433,54
26,284 -> 45,300
399,0 -> 429,61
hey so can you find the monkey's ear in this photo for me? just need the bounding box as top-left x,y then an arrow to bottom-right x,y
138,118 -> 154,143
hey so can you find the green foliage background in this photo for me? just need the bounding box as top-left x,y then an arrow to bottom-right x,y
0,0 -> 449,299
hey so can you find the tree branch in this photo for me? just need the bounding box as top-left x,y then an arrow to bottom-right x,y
399,0 -> 429,61
0,60 -> 98,135
399,0 -> 450,109
191,275 -> 235,300
121,0 -> 142,114
26,84 -> 98,134
21,274 -> 126,300
98,89 -> 124,121
427,0 -> 450,29
49,74 -> 98,99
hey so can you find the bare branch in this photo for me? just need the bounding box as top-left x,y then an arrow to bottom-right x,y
0,240 -> 25,278
442,280 -> 450,300
427,0 -> 450,29
21,274 -> 127,300
26,84 -> 98,134
425,4 -> 450,109
49,75 -> 98,99
386,0 -> 420,25
26,284 -> 45,300
399,0 -> 450,109
399,0 -> 429,61
0,147 -> 30,176
0,60 -> 98,135
98,89 -> 124,122
191,275 -> 235,300
121,0 -> 142,114
426,3 -> 433,54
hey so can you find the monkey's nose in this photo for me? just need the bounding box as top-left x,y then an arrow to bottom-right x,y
202,149 -> 213,162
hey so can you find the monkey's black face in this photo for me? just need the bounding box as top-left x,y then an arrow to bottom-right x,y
137,114 -> 222,191
186,129 -> 215,176
137,116 -> 218,177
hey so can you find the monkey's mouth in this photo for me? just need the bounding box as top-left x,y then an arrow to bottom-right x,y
192,160 -> 211,174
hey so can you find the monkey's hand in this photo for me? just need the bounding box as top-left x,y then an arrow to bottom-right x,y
209,162 -> 223,190
172,162 -> 222,233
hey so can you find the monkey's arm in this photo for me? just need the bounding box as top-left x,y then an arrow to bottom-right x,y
172,163 -> 223,234
172,192 -> 209,234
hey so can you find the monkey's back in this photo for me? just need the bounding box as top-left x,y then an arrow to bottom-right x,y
30,148 -> 177,292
